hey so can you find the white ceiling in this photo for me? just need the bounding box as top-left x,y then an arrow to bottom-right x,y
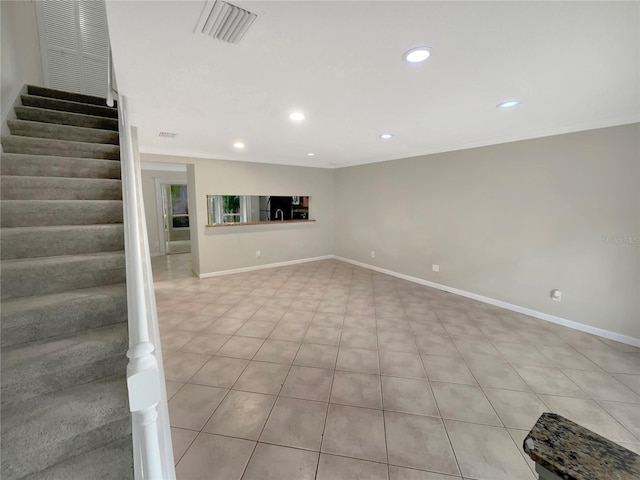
106,1 -> 639,168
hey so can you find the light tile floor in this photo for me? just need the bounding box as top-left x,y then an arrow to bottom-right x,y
152,254 -> 640,480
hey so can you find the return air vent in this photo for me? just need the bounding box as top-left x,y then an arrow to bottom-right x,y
194,0 -> 257,44
158,132 -> 177,138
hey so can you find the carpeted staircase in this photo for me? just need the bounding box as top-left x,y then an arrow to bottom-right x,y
1,85 -> 133,479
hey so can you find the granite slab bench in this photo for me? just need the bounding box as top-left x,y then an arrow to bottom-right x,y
523,412 -> 640,480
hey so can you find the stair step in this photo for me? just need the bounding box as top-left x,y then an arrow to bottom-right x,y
1,376 -> 130,480
2,135 -> 120,160
27,85 -> 116,108
1,224 -> 125,260
1,251 -> 126,299
1,323 -> 129,406
1,200 -> 123,228
23,437 -> 133,480
15,106 -> 118,131
8,119 -> 119,145
1,284 -> 127,348
1,153 -> 121,179
1,176 -> 122,200
21,95 -> 118,119
0,85 -> 131,479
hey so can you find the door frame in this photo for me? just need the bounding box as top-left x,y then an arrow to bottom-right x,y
154,178 -> 188,256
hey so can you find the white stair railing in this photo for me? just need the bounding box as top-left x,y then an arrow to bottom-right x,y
109,43 -> 175,479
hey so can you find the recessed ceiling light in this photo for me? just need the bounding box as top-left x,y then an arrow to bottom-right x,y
402,46 -> 431,64
307,152 -> 315,156
233,142 -> 245,149
289,112 -> 305,122
497,100 -> 520,109
379,133 -> 393,140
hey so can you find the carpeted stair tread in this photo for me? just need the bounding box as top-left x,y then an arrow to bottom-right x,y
1,284 -> 127,347
0,84 -> 132,479
15,106 -> 118,131
23,437 -> 133,480
2,135 -> 120,160
1,175 -> 122,200
1,251 -> 126,299
27,85 -> 118,108
1,323 -> 129,406
1,153 -> 121,179
21,95 -> 118,119
8,119 -> 119,145
1,376 -> 130,480
1,224 -> 125,260
1,200 -> 123,227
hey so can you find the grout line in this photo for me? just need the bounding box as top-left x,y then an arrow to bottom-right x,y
312,266 -> 349,479
233,279 -> 317,478
157,256 -> 639,478
374,298 -> 392,476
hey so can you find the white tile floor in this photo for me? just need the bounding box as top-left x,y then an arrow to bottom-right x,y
152,254 -> 640,480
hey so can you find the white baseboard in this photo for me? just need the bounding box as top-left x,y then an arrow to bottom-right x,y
198,255 -> 335,279
333,256 -> 640,348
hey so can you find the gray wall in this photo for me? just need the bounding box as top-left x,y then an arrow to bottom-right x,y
141,153 -> 334,275
187,164 -> 200,272
1,0 -> 42,121
333,124 -> 640,339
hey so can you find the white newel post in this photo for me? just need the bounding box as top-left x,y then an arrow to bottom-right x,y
106,43 -> 115,107
115,90 -> 175,479
127,343 -> 163,480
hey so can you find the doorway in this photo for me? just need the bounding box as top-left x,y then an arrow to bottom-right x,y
160,182 -> 190,254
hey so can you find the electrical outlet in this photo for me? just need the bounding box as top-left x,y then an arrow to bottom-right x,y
432,264 -> 440,272
551,289 -> 562,302
371,251 -> 375,258
256,250 -> 261,258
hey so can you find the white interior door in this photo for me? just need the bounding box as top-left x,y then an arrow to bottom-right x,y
160,183 -> 170,255
35,0 -> 109,96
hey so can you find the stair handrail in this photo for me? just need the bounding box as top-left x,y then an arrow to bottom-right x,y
110,52 -> 175,478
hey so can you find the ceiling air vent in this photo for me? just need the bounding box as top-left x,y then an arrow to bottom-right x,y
158,132 -> 177,138
194,0 -> 257,44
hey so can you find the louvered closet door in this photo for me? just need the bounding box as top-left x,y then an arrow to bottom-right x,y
35,0 -> 109,97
